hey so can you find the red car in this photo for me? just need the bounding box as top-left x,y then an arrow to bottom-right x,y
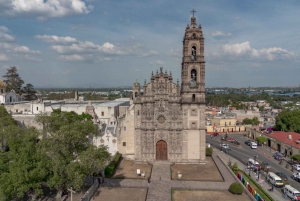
227,137 -> 236,142
212,132 -> 219,136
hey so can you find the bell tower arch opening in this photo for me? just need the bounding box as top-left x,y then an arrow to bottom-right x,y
190,69 -> 197,87
191,46 -> 197,61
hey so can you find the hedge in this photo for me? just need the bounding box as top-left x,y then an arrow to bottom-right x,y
206,147 -> 213,156
104,152 -> 122,178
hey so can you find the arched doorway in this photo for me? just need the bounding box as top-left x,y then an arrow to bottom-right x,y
156,140 -> 167,160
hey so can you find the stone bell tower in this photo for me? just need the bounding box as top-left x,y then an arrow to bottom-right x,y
181,9 -> 206,161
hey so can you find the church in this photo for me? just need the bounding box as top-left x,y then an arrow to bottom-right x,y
117,12 -> 206,163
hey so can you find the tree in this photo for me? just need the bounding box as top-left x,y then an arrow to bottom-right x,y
274,109 -> 300,132
2,66 -> 24,95
23,83 -> 36,101
35,110 -> 111,197
0,106 -> 18,152
0,129 -> 51,200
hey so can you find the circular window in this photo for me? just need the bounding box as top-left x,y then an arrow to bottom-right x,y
157,115 -> 166,125
100,139 -> 104,143
112,139 -> 116,143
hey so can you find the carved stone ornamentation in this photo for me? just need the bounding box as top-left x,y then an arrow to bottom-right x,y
133,12 -> 206,163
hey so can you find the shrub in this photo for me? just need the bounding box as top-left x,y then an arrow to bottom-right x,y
229,182 -> 243,194
256,136 -> 267,143
291,154 -> 300,162
206,147 -> 213,156
104,152 -> 122,178
231,162 -> 238,175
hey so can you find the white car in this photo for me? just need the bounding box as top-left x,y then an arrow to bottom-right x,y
250,142 -> 257,149
292,164 -> 300,171
220,143 -> 230,150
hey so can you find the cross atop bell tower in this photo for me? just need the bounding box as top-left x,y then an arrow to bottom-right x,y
191,8 -> 196,17
191,8 -> 197,25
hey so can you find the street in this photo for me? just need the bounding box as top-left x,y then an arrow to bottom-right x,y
207,133 -> 300,194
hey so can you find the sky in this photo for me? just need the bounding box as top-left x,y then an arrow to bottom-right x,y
0,0 -> 299,88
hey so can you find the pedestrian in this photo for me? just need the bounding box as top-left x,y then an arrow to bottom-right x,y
271,184 -> 274,192
148,176 -> 151,185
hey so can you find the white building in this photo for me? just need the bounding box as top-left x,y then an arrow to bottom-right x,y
4,98 -> 130,155
0,79 -> 19,104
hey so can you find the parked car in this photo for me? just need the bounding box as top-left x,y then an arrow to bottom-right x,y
275,172 -> 288,181
244,140 -> 252,146
220,143 -> 230,150
248,158 -> 261,171
257,141 -> 263,146
292,172 -> 300,182
227,137 -> 236,143
212,132 -> 219,136
273,152 -> 284,161
250,142 -> 257,149
261,162 -> 271,171
293,164 -> 300,171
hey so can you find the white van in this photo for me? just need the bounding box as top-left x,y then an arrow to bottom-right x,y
284,185 -> 300,200
251,142 -> 257,149
267,172 -> 284,187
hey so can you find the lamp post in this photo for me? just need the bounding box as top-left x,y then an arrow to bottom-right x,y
254,155 -> 258,176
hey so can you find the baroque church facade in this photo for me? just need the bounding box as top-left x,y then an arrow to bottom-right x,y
118,14 -> 206,163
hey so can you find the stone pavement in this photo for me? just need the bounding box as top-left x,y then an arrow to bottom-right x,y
100,153 -> 239,201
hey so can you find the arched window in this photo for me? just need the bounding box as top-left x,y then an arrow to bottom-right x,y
190,69 -> 197,87
135,92 -> 138,97
192,94 -> 195,102
191,46 -> 196,61
137,110 -> 140,115
192,33 -> 196,39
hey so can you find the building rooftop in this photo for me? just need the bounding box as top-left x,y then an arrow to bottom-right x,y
267,131 -> 300,149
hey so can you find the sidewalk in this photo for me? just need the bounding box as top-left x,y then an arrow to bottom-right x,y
214,147 -> 285,201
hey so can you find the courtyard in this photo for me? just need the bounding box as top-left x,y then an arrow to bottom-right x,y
93,187 -> 147,201
172,190 -> 252,201
112,159 -> 152,179
171,157 -> 223,181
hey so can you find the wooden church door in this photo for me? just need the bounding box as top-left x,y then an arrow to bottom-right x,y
156,140 -> 167,160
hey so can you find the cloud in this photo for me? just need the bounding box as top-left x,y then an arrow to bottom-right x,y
59,54 -> 85,61
140,50 -> 158,57
0,54 -> 9,61
0,0 -> 94,21
0,33 -> 15,42
13,54 -> 42,62
149,60 -> 165,65
0,26 -> 9,32
35,35 -> 77,45
13,46 -> 41,54
210,31 -> 232,37
214,41 -> 295,61
37,34 -> 159,61
166,49 -> 180,57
